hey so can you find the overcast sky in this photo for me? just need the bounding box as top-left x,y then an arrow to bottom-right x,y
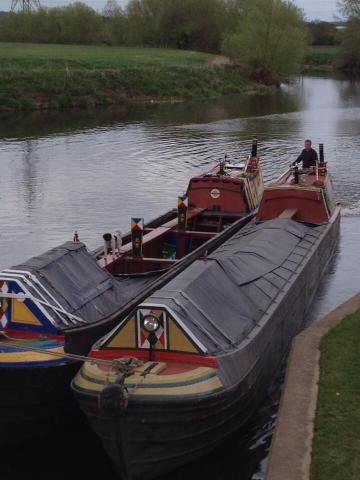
1,0 -> 339,21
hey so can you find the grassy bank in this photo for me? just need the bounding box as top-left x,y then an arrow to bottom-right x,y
0,43 -> 250,111
304,46 -> 339,72
311,310 -> 360,480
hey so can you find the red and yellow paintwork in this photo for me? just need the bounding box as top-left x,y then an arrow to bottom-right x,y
0,333 -> 67,367
74,162 -> 337,402
187,159 -> 263,213
0,154 -> 263,374
97,156 -> 263,274
257,165 -> 335,224
73,360 -> 223,400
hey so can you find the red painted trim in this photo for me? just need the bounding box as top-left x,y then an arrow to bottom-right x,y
97,208 -> 205,270
3,328 -> 64,341
257,188 -> 329,224
90,348 -> 218,367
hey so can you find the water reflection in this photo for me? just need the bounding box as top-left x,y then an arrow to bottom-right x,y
0,91 -> 301,141
1,74 -> 360,479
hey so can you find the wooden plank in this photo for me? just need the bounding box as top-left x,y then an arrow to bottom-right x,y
122,257 -> 176,266
174,230 -> 216,238
278,209 -> 298,219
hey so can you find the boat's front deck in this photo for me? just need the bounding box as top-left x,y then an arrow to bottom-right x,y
277,168 -> 326,188
73,359 -> 223,400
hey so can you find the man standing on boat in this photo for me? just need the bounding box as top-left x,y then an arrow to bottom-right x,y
292,139 -> 318,169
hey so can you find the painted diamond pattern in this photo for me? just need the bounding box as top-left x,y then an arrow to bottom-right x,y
0,281 -> 9,328
137,308 -> 167,350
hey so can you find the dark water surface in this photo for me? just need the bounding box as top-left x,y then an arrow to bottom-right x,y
1,75 -> 360,479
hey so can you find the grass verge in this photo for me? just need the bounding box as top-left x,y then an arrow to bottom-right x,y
311,310 -> 360,480
0,43 -> 250,111
304,46 -> 339,72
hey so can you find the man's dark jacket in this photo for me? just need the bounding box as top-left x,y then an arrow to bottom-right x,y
293,148 -> 318,168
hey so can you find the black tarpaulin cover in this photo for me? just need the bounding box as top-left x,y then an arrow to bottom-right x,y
144,219 -> 325,355
10,242 -> 155,330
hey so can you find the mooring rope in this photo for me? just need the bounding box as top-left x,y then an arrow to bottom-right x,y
0,331 -> 143,373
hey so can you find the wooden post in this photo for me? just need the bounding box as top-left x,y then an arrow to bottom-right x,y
131,218 -> 144,258
219,160 -> 226,175
318,144 -> 326,176
294,165 -> 299,184
251,138 -> 258,158
247,138 -> 258,173
177,195 -> 188,259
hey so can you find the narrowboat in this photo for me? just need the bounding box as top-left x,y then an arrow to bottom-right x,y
71,145 -> 340,480
0,141 -> 263,445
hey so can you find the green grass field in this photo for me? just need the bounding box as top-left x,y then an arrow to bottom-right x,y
0,42 -> 248,111
0,43 -> 214,68
311,311 -> 360,480
305,46 -> 339,68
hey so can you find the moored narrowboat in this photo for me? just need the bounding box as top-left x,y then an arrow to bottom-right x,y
71,144 -> 340,480
0,142 -> 263,445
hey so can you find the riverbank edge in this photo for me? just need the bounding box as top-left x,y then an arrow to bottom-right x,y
265,292 -> 360,480
0,63 -> 271,113
302,65 -> 335,73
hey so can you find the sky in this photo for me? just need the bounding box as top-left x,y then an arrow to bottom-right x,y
1,0 -> 339,21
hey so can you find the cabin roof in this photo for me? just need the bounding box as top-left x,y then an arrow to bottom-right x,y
8,242 -> 157,330
142,219 -> 326,355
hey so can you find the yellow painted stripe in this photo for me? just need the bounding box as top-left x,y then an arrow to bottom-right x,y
81,361 -> 215,385
74,370 -> 222,396
0,346 -> 65,363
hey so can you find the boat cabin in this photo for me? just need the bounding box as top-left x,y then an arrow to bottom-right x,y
0,142 -> 263,342
96,146 -> 263,276
257,146 -> 335,224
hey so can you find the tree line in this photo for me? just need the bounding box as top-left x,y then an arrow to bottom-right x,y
0,0 -> 236,49
0,0 -> 307,56
337,0 -> 360,71
0,0 -> 309,83
1,0 -> 359,74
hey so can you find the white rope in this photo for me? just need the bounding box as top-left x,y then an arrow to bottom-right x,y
0,331 -> 143,373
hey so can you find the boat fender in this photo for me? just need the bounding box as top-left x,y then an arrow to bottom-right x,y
98,373 -> 129,416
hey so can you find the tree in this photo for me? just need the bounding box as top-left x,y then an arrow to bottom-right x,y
124,0 -> 226,51
337,0 -> 360,18
336,0 -> 360,71
125,0 -> 166,46
103,0 -> 126,45
222,0 -> 308,84
57,2 -> 104,44
336,17 -> 360,70
158,0 -> 226,51
103,0 -> 122,17
0,2 -> 104,44
307,20 -> 339,46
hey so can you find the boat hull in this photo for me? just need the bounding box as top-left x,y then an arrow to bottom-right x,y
73,364 -> 271,480
0,361 -> 81,447
0,212 -> 255,448
73,209 -> 340,480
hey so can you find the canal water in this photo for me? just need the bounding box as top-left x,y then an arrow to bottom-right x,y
1,74 -> 360,479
